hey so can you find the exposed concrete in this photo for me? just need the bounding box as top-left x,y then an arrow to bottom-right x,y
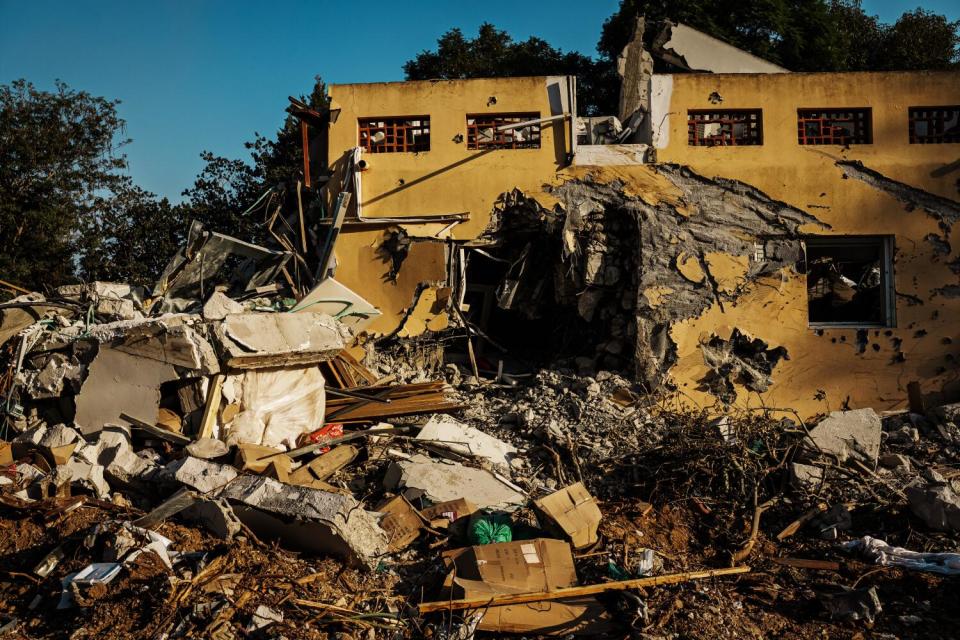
837,161 -> 960,227
807,409 -> 883,468
163,456 -> 238,494
699,329 -> 789,405
185,437 -> 230,460
384,454 -> 525,510
906,484 -> 960,532
183,497 -> 243,539
201,291 -> 244,320
219,475 -> 389,568
617,16 -> 654,125
215,311 -> 345,369
416,415 -> 517,473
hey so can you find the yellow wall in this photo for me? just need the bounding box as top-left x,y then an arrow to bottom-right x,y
327,76 -> 571,335
653,70 -> 960,414
324,71 -> 960,415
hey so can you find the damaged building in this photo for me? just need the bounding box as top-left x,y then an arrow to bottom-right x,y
295,21 -> 960,417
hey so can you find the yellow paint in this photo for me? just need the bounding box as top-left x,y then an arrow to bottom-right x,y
325,71 -> 960,416
676,252 -> 705,283
643,286 -> 675,308
656,70 -> 960,416
704,252 -> 750,294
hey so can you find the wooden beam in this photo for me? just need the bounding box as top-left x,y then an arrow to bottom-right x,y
198,374 -> 224,440
417,566 -> 750,614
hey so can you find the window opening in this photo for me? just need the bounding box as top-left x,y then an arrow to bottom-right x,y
687,109 -> 763,146
803,236 -> 894,327
909,106 -> 960,144
797,108 -> 871,145
466,113 -> 541,150
358,116 -> 430,153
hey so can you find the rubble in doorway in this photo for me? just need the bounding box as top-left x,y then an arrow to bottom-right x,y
472,164 -> 821,401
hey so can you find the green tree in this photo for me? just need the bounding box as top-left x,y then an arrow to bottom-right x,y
598,0 -> 958,72
180,76 -> 330,244
404,24 -> 618,115
0,80 -> 129,289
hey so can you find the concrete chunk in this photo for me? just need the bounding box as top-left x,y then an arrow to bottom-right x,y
416,415 -> 517,473
202,291 -> 244,321
808,408 -> 882,468
183,497 -> 243,540
906,484 -> 960,532
219,476 -> 389,568
384,455 -> 526,510
163,456 -> 238,493
185,437 -> 229,460
214,312 -> 344,369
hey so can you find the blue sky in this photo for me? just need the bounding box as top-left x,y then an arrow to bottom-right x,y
1,1 -> 956,202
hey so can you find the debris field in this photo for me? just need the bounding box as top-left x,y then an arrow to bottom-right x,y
0,221 -> 959,640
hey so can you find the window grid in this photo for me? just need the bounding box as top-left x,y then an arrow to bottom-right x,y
909,106 -> 960,144
358,116 -> 430,153
466,113 -> 541,150
687,109 -> 763,146
797,108 -> 871,145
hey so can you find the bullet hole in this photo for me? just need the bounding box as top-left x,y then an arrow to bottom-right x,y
815,329 -> 824,336
874,331 -> 880,337
831,338 -> 837,343
452,133 -> 464,143
839,336 -> 846,342
891,337 -> 903,351
814,389 -> 827,401
487,96 -> 497,106
914,329 -> 927,338
856,329 -> 868,354
872,343 -> 881,351
708,91 -> 723,104
398,178 -> 405,186
943,337 -> 954,344
884,330 -> 893,336
892,352 -> 906,363
820,192 -> 827,197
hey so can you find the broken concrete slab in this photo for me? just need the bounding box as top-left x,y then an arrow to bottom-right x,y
218,476 -> 389,569
416,415 -> 517,472
163,456 -> 238,494
73,347 -> 180,435
201,291 -> 244,321
291,277 -> 382,331
790,462 -> 825,491
20,353 -> 84,400
906,484 -> 960,532
807,408 -> 882,468
183,497 -> 243,540
213,311 -> 344,369
90,426 -> 160,487
384,455 -> 526,510
51,458 -> 110,499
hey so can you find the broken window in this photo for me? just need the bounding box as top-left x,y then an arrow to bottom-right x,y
797,108 -> 871,145
909,106 -> 960,144
803,236 -> 895,327
687,110 -> 762,146
466,113 -> 541,150
358,116 -> 430,153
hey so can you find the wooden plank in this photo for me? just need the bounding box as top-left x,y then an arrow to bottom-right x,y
121,413 -> 192,445
417,566 -> 751,614
198,374 -> 224,440
770,557 -> 840,571
134,488 -> 198,529
289,445 -> 359,483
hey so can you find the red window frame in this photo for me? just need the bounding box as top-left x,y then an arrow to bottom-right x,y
687,109 -> 763,146
466,113 -> 541,150
909,106 -> 960,144
797,108 -> 871,145
358,116 -> 430,153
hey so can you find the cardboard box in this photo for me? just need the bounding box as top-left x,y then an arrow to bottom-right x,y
533,482 -> 602,550
375,495 -> 422,551
420,497 -> 477,533
440,538 -> 611,635
0,440 -> 14,466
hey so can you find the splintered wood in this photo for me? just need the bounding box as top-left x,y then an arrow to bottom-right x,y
324,381 -> 463,422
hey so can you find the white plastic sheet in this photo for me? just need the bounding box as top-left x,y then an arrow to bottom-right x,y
224,365 -> 326,449
843,535 -> 960,575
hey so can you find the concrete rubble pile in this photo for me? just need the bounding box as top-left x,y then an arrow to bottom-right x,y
4,253 -> 960,638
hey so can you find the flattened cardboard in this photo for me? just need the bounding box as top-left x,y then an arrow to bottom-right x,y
235,443 -> 285,474
440,538 -> 610,636
375,495 -> 422,551
533,482 -> 602,550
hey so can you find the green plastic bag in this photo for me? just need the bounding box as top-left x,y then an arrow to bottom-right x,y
468,513 -> 513,545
